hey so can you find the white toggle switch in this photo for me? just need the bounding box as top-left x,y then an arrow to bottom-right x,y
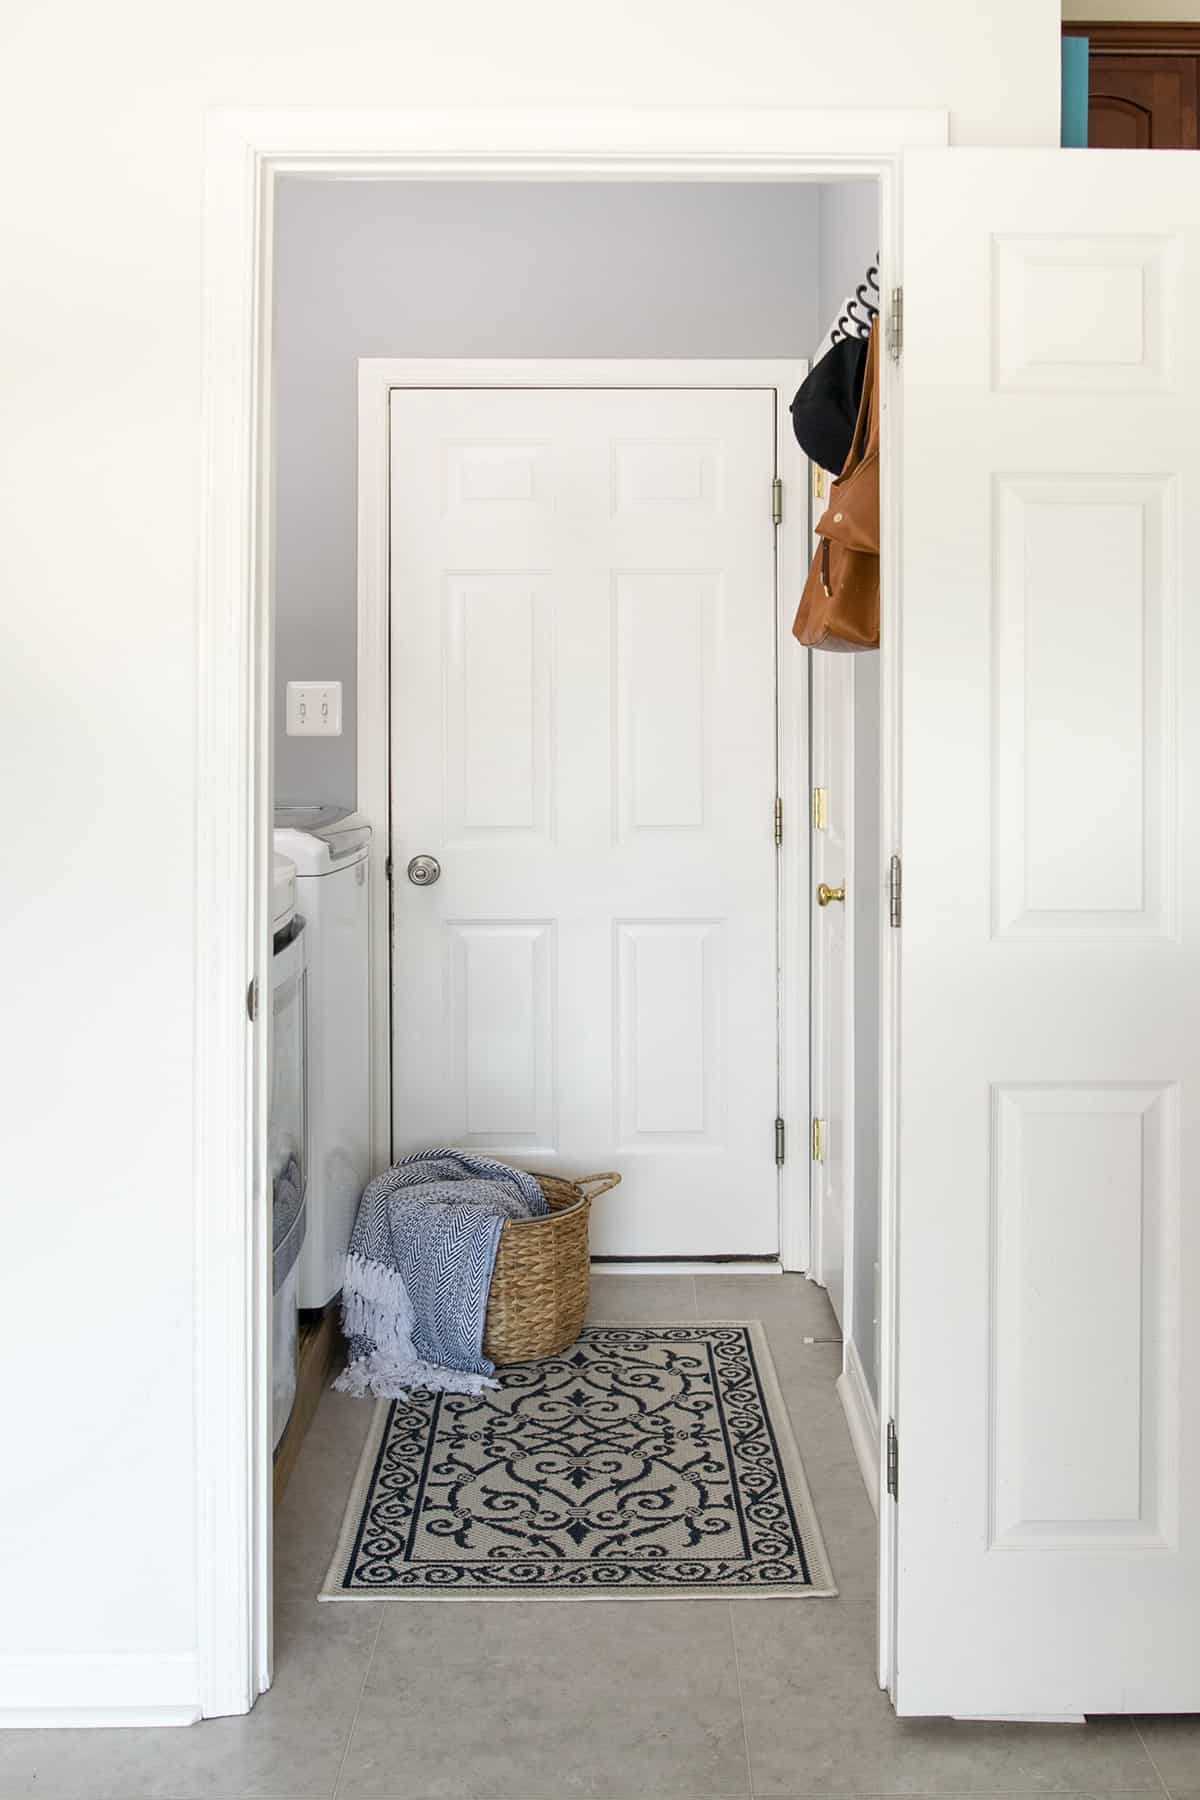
286,680 -> 343,737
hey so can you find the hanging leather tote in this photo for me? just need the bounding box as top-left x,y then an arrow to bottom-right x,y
792,318 -> 880,651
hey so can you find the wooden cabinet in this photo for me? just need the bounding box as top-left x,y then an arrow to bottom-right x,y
1063,23 -> 1200,149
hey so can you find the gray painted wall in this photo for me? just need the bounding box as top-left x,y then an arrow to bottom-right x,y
816,180 -> 880,341
273,178 -> 826,805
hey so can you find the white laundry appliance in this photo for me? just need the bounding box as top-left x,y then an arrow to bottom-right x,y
270,851 -> 307,1449
273,806 -> 372,1310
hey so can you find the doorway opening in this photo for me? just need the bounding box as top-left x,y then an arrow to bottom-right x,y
267,163 -> 888,1690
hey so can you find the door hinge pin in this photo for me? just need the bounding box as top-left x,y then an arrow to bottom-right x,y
812,786 -> 828,831
771,476 -> 783,525
774,795 -> 783,847
888,286 -> 903,361
811,1117 -> 825,1163
888,853 -> 902,928
886,1419 -> 899,1500
775,1117 -> 786,1165
246,978 -> 258,1024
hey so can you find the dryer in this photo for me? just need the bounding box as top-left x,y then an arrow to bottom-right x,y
273,807 -> 372,1309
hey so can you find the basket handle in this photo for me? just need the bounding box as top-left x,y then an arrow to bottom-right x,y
576,1172 -> 621,1201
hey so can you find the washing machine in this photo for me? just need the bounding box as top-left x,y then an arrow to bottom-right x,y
273,806 -> 372,1309
270,852 -> 307,1449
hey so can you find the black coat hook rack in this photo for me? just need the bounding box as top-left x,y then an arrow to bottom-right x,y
829,259 -> 881,344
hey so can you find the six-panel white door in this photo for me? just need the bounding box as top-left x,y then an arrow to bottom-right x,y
388,385 -> 781,1256
899,148 -> 1200,1716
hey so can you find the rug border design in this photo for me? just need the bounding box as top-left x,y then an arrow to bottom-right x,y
319,1319 -> 838,1602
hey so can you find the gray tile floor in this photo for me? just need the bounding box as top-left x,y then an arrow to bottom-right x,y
2,1274 -> 1193,1799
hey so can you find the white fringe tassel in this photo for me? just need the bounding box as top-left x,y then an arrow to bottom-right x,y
333,1253 -> 499,1401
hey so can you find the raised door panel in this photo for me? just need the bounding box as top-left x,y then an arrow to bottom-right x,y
991,233 -> 1176,394
614,920 -> 725,1146
1089,57 -> 1198,150
443,573 -> 555,847
610,438 -> 723,515
613,571 -> 716,837
446,921 -> 557,1153
991,475 -> 1177,940
989,1084 -> 1179,1551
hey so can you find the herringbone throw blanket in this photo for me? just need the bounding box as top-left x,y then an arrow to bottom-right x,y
335,1151 -> 547,1400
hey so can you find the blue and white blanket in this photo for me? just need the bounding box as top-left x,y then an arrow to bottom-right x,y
334,1150 -> 548,1399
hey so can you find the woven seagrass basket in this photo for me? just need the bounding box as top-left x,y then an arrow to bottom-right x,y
482,1172 -> 621,1365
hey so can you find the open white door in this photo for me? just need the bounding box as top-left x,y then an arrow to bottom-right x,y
897,149 -> 1200,1717
810,651 -> 853,1326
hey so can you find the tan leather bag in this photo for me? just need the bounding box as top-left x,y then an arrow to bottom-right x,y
792,319 -> 880,651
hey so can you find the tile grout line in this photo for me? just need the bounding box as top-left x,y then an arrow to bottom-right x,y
726,1598 -> 757,1800
1133,1717 -> 1175,1800
330,1604 -> 385,1800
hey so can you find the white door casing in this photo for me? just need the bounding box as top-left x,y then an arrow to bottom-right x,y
199,111 -> 936,1725
898,148 -> 1200,1717
386,375 -> 802,1258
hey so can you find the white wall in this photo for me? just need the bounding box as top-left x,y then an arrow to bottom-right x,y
0,0 -> 1060,1721
274,180 -> 822,805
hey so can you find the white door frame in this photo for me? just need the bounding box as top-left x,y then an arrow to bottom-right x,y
357,356 -> 810,1270
196,102 -> 946,1719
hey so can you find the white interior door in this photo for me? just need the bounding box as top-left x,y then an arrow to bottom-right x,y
898,149 -> 1200,1716
810,651 -> 853,1325
388,383 -> 781,1257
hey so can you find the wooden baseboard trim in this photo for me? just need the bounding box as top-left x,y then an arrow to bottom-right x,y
273,1304 -> 343,1507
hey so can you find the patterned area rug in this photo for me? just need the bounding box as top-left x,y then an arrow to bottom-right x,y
320,1321 -> 836,1601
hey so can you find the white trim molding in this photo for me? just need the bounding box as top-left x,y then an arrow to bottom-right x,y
0,1653 -> 202,1730
838,1337 -> 882,1518
195,101 -> 943,1723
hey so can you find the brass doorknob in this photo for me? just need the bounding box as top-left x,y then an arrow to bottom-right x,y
817,883 -> 846,907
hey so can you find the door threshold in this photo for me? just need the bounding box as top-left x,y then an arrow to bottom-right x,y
590,1258 -> 782,1275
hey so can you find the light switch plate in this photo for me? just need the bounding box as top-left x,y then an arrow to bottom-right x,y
286,680 -> 343,736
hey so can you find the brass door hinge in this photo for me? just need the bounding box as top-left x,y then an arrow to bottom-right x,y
772,476 -> 783,525
811,1117 -> 826,1163
775,1117 -> 786,1165
812,786 -> 828,831
887,1419 -> 899,1499
774,795 -> 783,847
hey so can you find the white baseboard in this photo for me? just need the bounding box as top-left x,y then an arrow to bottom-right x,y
955,1714 -> 1086,1725
837,1337 -> 880,1515
0,1651 -> 201,1729
592,1260 -> 782,1276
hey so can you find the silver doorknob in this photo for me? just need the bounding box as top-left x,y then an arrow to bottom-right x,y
407,854 -> 441,887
